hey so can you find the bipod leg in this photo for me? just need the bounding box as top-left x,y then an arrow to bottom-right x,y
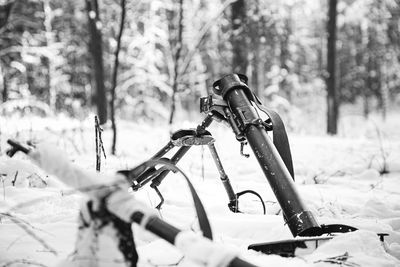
207,143 -> 239,212
127,141 -> 176,190
153,186 -> 165,210
151,141 -> 175,160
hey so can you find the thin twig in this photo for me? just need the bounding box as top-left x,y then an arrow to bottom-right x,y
147,256 -> 185,267
375,125 -> 389,175
45,127 -> 81,155
95,116 -> 100,171
99,128 -> 106,160
6,234 -> 26,251
11,171 -> 18,186
0,180 -> 129,256
0,213 -> 58,256
1,212 -> 53,235
0,259 -> 48,267
370,120 -> 390,175
4,180 -> 126,213
1,174 -> 6,200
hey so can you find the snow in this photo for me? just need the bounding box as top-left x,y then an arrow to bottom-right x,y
306,230 -> 398,267
1,113 -> 400,266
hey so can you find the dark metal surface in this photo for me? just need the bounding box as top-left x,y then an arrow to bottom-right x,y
248,236 -> 333,257
208,143 -> 237,207
131,212 -> 179,244
217,74 -> 320,237
171,129 -> 215,146
151,141 -> 175,160
150,146 -> 191,188
131,211 -> 259,267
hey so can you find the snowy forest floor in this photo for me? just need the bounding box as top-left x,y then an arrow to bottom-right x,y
0,112 -> 400,267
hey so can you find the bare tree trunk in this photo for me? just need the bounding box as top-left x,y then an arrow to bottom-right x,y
326,0 -> 338,135
231,0 -> 247,74
168,0 -> 184,125
357,24 -> 369,118
317,26 -> 325,78
203,51 -> 216,95
252,37 -> 265,96
280,11 -> 292,102
379,61 -> 388,121
251,45 -> 259,95
250,0 -> 260,95
363,92 -> 370,118
257,54 -> 265,96
365,27 -> 374,118
256,0 -> 266,96
43,0 -> 56,110
0,2 -> 13,29
0,2 -> 13,103
86,0 -> 107,125
110,0 -> 126,155
377,0 -> 388,121
0,63 -> 7,102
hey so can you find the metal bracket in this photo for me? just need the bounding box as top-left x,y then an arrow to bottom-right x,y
200,95 -> 228,119
236,106 -> 259,127
171,129 -> 215,147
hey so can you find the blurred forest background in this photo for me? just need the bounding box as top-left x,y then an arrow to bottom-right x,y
1,0 -> 400,136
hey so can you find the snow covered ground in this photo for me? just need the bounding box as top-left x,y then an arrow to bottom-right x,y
0,113 -> 400,266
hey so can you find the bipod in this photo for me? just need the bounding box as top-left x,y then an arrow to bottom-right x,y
126,113 -> 266,214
